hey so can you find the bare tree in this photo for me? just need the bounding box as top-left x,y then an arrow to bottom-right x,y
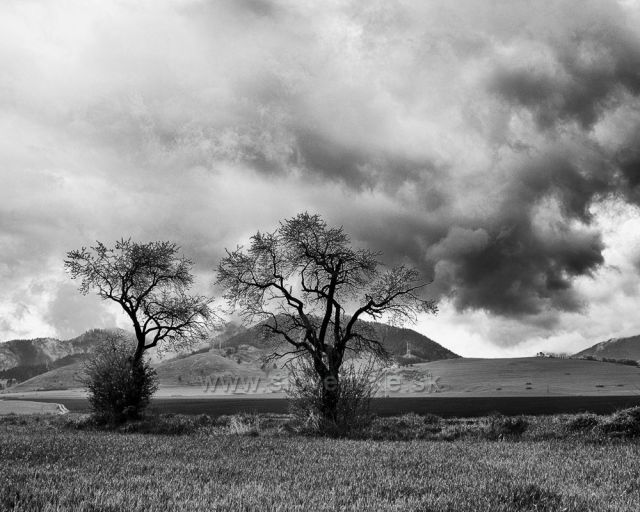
216,213 -> 437,422
65,239 -> 215,363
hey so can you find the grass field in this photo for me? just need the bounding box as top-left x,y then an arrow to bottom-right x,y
2,413 -> 640,511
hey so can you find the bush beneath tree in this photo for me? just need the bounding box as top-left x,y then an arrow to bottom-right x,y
80,334 -> 158,424
287,356 -> 379,437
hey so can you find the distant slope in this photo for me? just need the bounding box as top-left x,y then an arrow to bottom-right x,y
0,329 -> 126,379
0,329 -> 122,370
0,337 -> 60,371
390,357 -> 640,395
11,346 -> 272,392
155,349 -> 266,386
574,335 -> 640,361
9,362 -> 85,392
367,323 -> 459,363
222,320 -> 458,363
0,353 -> 89,383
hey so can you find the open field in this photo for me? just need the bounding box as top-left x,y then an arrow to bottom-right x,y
5,357 -> 640,417
410,357 -> 640,395
2,414 -> 640,511
7,357 -> 640,396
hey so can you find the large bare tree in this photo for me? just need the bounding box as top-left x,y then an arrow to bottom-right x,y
216,213 -> 438,421
65,239 -> 215,363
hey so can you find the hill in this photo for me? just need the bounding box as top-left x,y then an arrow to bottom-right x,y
8,345 -> 282,393
0,329 -> 124,380
574,335 -> 640,361
6,320 -> 454,393
8,362 -> 85,392
0,329 -> 125,370
403,357 -> 640,395
221,320 -> 459,364
155,349 -> 267,387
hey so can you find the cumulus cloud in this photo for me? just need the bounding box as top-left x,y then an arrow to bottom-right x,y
2,0 -> 640,354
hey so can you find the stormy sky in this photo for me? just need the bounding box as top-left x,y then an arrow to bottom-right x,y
3,0 -> 640,357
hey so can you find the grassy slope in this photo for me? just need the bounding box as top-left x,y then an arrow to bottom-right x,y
8,362 -> 85,392
2,419 -> 640,511
155,351 -> 266,386
412,357 -> 640,395
575,335 -> 640,360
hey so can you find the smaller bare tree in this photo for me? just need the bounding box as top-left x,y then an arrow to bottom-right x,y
65,239 -> 215,363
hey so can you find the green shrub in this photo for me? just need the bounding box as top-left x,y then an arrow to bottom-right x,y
80,334 -> 158,425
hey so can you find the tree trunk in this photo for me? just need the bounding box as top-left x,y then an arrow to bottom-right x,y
321,370 -> 340,424
320,346 -> 342,424
133,334 -> 145,365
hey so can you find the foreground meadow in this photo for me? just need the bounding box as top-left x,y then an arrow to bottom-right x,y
2,413 -> 640,512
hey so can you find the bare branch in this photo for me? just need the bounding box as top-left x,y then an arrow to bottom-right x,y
216,212 -> 438,384
65,239 -> 218,362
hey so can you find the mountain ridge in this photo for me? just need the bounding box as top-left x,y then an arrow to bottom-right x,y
0,329 -> 125,372
2,321 -> 457,391
573,334 -> 640,361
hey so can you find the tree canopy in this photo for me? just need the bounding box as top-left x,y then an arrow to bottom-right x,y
66,239 -> 215,362
217,212 -> 438,420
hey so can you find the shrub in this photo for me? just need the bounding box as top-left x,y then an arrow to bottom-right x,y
287,356 -> 380,437
80,333 -> 158,425
227,413 -> 262,436
566,413 -> 599,432
600,407 -> 640,438
601,357 -> 639,367
483,414 -> 528,440
62,413 -> 206,435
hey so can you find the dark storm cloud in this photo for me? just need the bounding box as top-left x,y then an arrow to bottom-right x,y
294,128 -> 443,191
428,215 -> 604,316
613,120 -> 640,203
349,148 -> 610,317
275,1 -> 640,320
489,16 -> 640,130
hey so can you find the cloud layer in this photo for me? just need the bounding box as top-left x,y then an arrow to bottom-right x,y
2,0 -> 640,355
